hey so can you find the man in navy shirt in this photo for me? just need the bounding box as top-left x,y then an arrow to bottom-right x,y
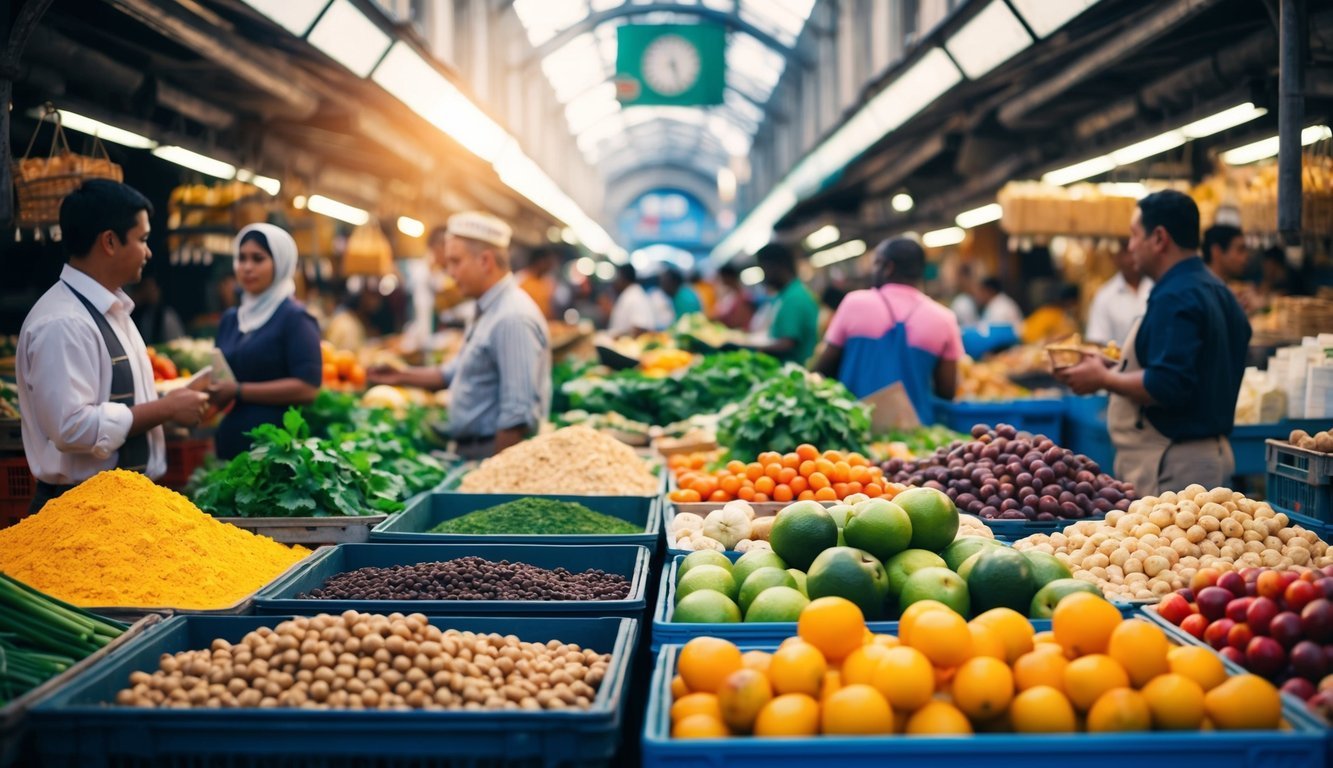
1058,190 -> 1250,495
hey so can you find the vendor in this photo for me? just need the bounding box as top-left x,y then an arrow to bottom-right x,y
1204,224 -> 1259,313
743,242 -> 819,365
607,263 -> 660,336
977,277 -> 1024,328
16,180 -> 209,512
1057,191 -> 1251,496
813,237 -> 962,422
1086,245 -> 1153,347
660,267 -> 702,319
367,212 -> 551,459
207,224 -> 323,459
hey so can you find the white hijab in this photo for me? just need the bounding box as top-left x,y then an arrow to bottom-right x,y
234,223 -> 298,334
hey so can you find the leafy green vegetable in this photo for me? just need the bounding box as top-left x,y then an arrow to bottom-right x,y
717,365 -> 872,459
428,497 -> 641,535
0,574 -> 125,704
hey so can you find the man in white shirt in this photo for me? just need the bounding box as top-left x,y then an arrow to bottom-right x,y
977,277 -> 1025,328
17,180 -> 209,512
607,264 -> 659,336
1086,246 -> 1154,346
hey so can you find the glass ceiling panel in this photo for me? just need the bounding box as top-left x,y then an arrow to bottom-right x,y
513,0 -> 588,47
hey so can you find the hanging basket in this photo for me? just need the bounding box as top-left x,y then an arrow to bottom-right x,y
13,105 -> 124,228
343,222 -> 394,276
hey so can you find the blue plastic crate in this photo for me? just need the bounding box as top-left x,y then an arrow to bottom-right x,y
1062,394 -> 1116,470
983,515 -> 1106,543
370,492 -> 662,547
1267,439 -> 1333,524
642,638 -> 1325,768
30,614 -> 639,768
252,543 -> 652,618
933,397 -> 1065,445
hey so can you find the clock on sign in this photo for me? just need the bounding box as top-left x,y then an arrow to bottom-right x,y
642,34 -> 701,97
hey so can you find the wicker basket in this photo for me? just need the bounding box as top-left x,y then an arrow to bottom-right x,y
13,106 -> 123,228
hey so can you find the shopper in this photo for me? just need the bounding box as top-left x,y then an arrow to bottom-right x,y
813,237 -> 962,422
659,267 -> 702,319
367,212 -> 550,459
16,179 -> 209,512
517,246 -> 560,320
207,224 -> 323,460
324,278 -> 384,351
976,277 -> 1024,328
1086,246 -> 1154,346
710,262 -> 754,330
1204,224 -> 1258,312
743,242 -> 819,365
1057,190 -> 1251,496
950,264 -> 980,328
607,263 -> 658,336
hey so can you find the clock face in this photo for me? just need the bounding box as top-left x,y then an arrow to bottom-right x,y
642,34 -> 701,97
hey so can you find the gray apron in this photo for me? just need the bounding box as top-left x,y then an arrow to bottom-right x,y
1109,316 -> 1234,496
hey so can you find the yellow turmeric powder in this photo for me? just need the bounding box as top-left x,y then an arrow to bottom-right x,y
0,469 -> 310,609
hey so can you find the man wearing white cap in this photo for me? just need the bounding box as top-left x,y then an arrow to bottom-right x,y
368,212 -> 551,458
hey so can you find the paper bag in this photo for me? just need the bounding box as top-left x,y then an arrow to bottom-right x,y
861,381 -> 921,432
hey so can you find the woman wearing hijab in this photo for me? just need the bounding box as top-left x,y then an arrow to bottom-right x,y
208,223 -> 323,459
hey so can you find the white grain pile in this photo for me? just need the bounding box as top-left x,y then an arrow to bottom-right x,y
459,425 -> 659,496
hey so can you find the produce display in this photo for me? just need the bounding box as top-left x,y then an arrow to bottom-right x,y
668,594 -> 1285,738
869,426 -> 968,462
1154,565 -> 1333,717
1014,486 -> 1333,601
958,358 -> 1034,401
0,379 -> 17,419
427,498 -> 642,536
1288,428 -> 1333,454
669,491 -> 1093,623
668,445 -> 899,505
458,425 -> 659,496
0,470 -> 309,610
321,341 -> 368,390
155,338 -> 214,378
299,557 -> 630,602
0,574 -> 125,703
884,424 -> 1136,521
113,612 -> 612,711
639,348 -> 694,377
556,410 -> 654,446
145,346 -> 180,382
718,367 -> 871,460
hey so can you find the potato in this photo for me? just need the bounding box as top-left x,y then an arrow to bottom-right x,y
1316,433 -> 1333,454
1291,429 -> 1311,444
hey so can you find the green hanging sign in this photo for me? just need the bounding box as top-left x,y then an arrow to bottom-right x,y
615,23 -> 726,107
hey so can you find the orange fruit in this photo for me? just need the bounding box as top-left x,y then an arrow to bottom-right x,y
908,610 -> 973,668
671,674 -> 689,698
753,693 -> 821,737
758,451 -> 781,466
1086,688 -> 1151,732
809,472 -> 831,491
764,463 -> 784,481
678,637 -> 743,694
1010,686 -> 1077,733
870,646 -> 935,711
1107,619 -> 1170,687
1141,673 -> 1206,730
798,597 -> 867,662
1064,654 -> 1130,711
782,453 -> 801,470
1204,674 -> 1281,730
1053,593 -> 1121,658
841,644 -> 891,686
755,476 -> 776,495
967,622 -> 1007,661
772,485 -> 794,503
671,693 -> 723,723
797,490 -> 816,501
864,483 -> 883,497
819,669 -> 842,703
821,684 -> 895,735
717,669 -> 774,733
814,487 -> 838,502
1013,646 -> 1069,693
951,656 -> 1015,722
1167,646 -> 1228,692
905,701 -> 973,735
1033,630 -> 1058,647
741,650 -> 772,675
798,460 -> 817,478
971,608 -> 1035,664
768,640 -> 828,696
898,600 -> 950,646
870,634 -> 900,649
796,444 -> 819,461
672,713 -> 729,738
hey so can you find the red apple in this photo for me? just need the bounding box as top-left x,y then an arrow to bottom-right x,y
1177,587 -> 1196,604
1300,568 -> 1320,584
1271,612 -> 1305,648
1248,596 -> 1281,635
1227,622 -> 1255,651
1280,570 -> 1302,590
1220,571 -> 1249,598
1286,580 -> 1320,613
1257,570 -> 1285,599
1205,618 -> 1236,650
1220,646 -> 1246,666
1247,636 -> 1288,677
1302,599 -> 1333,643
1319,578 -> 1333,600
1157,593 -> 1192,626
1181,613 -> 1209,639
1197,587 -> 1235,622
1241,567 -> 1261,583
1191,567 -> 1222,592
1227,596 -> 1255,623
1283,677 -> 1317,701
1292,640 -> 1328,682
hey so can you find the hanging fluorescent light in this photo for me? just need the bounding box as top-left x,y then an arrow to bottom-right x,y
811,240 -> 867,268
891,193 -> 915,212
803,224 -> 841,251
1008,0 -> 1102,38
307,0 -> 392,78
1098,182 -> 1148,198
1108,130 -> 1186,165
956,203 -> 1004,229
1041,155 -> 1116,186
396,216 -> 425,238
151,146 -> 236,179
945,0 -> 1033,79
235,169 -> 281,195
922,227 -> 966,248
237,0 -> 329,36
575,257 -> 596,276
595,262 -> 617,280
307,194 -> 369,226
50,109 -> 156,149
741,266 -> 766,286
1179,103 -> 1267,139
1220,125 -> 1333,165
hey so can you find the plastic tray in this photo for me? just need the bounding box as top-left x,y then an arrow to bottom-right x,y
212,514 -> 390,545
30,614 -> 639,768
641,640 -> 1326,768
0,614 -> 157,768
1267,438 -> 1333,524
933,396 -> 1065,445
253,543 -> 652,618
1063,394 -> 1115,470
370,492 -> 662,547
1231,421 -> 1329,477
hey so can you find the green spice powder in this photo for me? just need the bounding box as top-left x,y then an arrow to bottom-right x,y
429,497 -> 642,535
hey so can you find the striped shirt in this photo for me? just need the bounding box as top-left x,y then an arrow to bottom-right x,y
441,275 -> 551,438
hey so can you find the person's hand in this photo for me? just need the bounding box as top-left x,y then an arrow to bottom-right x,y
366,365 -> 405,386
1055,353 -> 1111,395
207,380 -> 238,409
163,387 -> 210,426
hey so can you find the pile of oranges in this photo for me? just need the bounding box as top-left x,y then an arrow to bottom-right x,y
667,445 -> 903,504
321,341 -> 367,390
668,593 -> 1284,739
